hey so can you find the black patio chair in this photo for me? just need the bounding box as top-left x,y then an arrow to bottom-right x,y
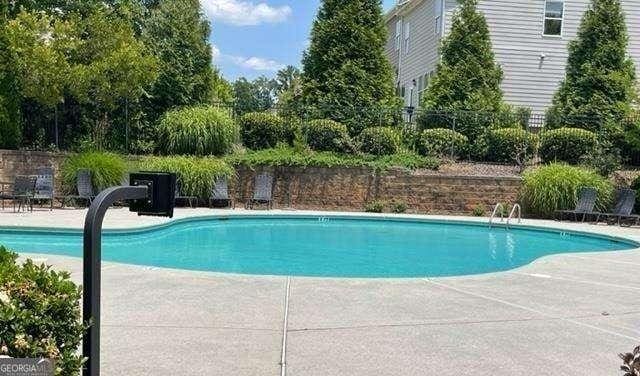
175,180 -> 197,208
555,187 -> 598,222
594,189 -> 640,226
61,169 -> 95,208
246,172 -> 274,210
0,175 -> 37,212
34,167 -> 54,210
209,177 -> 234,208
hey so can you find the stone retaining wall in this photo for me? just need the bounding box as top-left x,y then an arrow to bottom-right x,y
0,150 -> 522,214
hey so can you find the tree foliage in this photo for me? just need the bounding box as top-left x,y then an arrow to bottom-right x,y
301,0 -> 398,135
420,0 -> 504,121
546,0 -> 637,131
142,0 -> 214,122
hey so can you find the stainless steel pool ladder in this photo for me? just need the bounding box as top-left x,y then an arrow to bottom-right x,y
489,203 -> 505,227
507,204 -> 522,227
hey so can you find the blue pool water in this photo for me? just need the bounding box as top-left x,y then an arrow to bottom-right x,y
0,216 -> 635,278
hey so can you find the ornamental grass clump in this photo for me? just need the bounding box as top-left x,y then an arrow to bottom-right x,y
61,151 -> 126,191
158,106 -> 238,156
520,163 -> 614,218
141,156 -> 235,198
0,247 -> 84,374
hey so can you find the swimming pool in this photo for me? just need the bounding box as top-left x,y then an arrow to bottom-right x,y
1,216 -> 636,278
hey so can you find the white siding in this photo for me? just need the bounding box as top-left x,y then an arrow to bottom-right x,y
392,0 -> 640,114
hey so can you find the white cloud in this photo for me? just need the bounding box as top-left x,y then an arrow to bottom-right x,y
211,44 -> 221,61
201,0 -> 292,26
229,55 -> 284,71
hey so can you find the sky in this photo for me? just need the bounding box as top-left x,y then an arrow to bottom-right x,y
202,0 -> 397,81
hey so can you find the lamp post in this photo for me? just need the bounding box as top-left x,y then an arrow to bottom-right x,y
406,79 -> 417,123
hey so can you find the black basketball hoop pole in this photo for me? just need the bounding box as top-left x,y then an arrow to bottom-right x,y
82,186 -> 149,376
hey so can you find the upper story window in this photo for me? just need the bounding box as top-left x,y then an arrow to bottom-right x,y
404,22 -> 411,54
395,20 -> 402,51
543,0 -> 564,36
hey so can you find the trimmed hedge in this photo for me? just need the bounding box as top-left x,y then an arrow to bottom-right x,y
539,127 -> 598,164
61,151 -> 126,191
486,128 -> 538,164
0,247 -> 84,374
158,106 -> 238,156
417,128 -> 468,158
239,112 -> 295,150
520,163 -> 614,217
303,119 -> 354,153
358,127 -> 401,156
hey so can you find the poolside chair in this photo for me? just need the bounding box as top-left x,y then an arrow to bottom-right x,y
175,180 -> 197,208
61,169 -> 95,208
209,177 -> 234,208
0,175 -> 37,212
594,189 -> 640,226
34,167 -> 54,210
555,187 -> 597,222
246,172 -> 274,210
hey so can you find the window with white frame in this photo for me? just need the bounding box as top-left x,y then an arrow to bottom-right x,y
543,0 -> 564,36
395,20 -> 402,51
404,22 -> 411,54
417,74 -> 428,105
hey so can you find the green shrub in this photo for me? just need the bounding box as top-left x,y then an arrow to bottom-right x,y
0,247 -> 84,374
365,201 -> 385,213
140,156 -> 235,198
158,106 -> 238,156
539,127 -> 598,165
390,200 -> 408,214
303,119 -> 354,153
417,128 -> 468,158
61,152 -> 126,191
227,146 -> 439,171
486,128 -> 538,164
359,127 -> 400,156
521,164 -> 614,218
471,204 -> 487,217
239,112 -> 295,150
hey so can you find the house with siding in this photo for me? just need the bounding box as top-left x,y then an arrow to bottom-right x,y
385,0 -> 640,115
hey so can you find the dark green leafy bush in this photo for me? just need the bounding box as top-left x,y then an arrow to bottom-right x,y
0,247 -> 84,374
486,128 -> 538,164
358,127 -> 400,156
158,106 -> 239,156
239,112 -> 295,150
417,128 -> 468,158
61,152 -> 126,191
303,119 -> 354,153
140,156 -> 235,198
539,128 -> 597,164
520,163 -> 614,218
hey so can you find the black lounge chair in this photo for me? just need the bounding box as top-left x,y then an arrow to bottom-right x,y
594,189 -> 640,226
0,175 -> 37,212
209,177 -> 234,208
34,167 -> 54,210
61,169 -> 95,207
246,172 -> 274,210
175,180 -> 197,208
555,187 -> 597,222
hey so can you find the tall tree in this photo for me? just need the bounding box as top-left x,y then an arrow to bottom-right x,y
0,7 -> 22,148
420,0 -> 503,117
301,0 -> 397,135
233,76 -> 277,116
143,0 -> 213,121
546,0 -> 636,132
276,65 -> 301,94
209,68 -> 234,103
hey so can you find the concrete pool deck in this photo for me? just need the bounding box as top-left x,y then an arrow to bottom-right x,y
3,207 -> 640,375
